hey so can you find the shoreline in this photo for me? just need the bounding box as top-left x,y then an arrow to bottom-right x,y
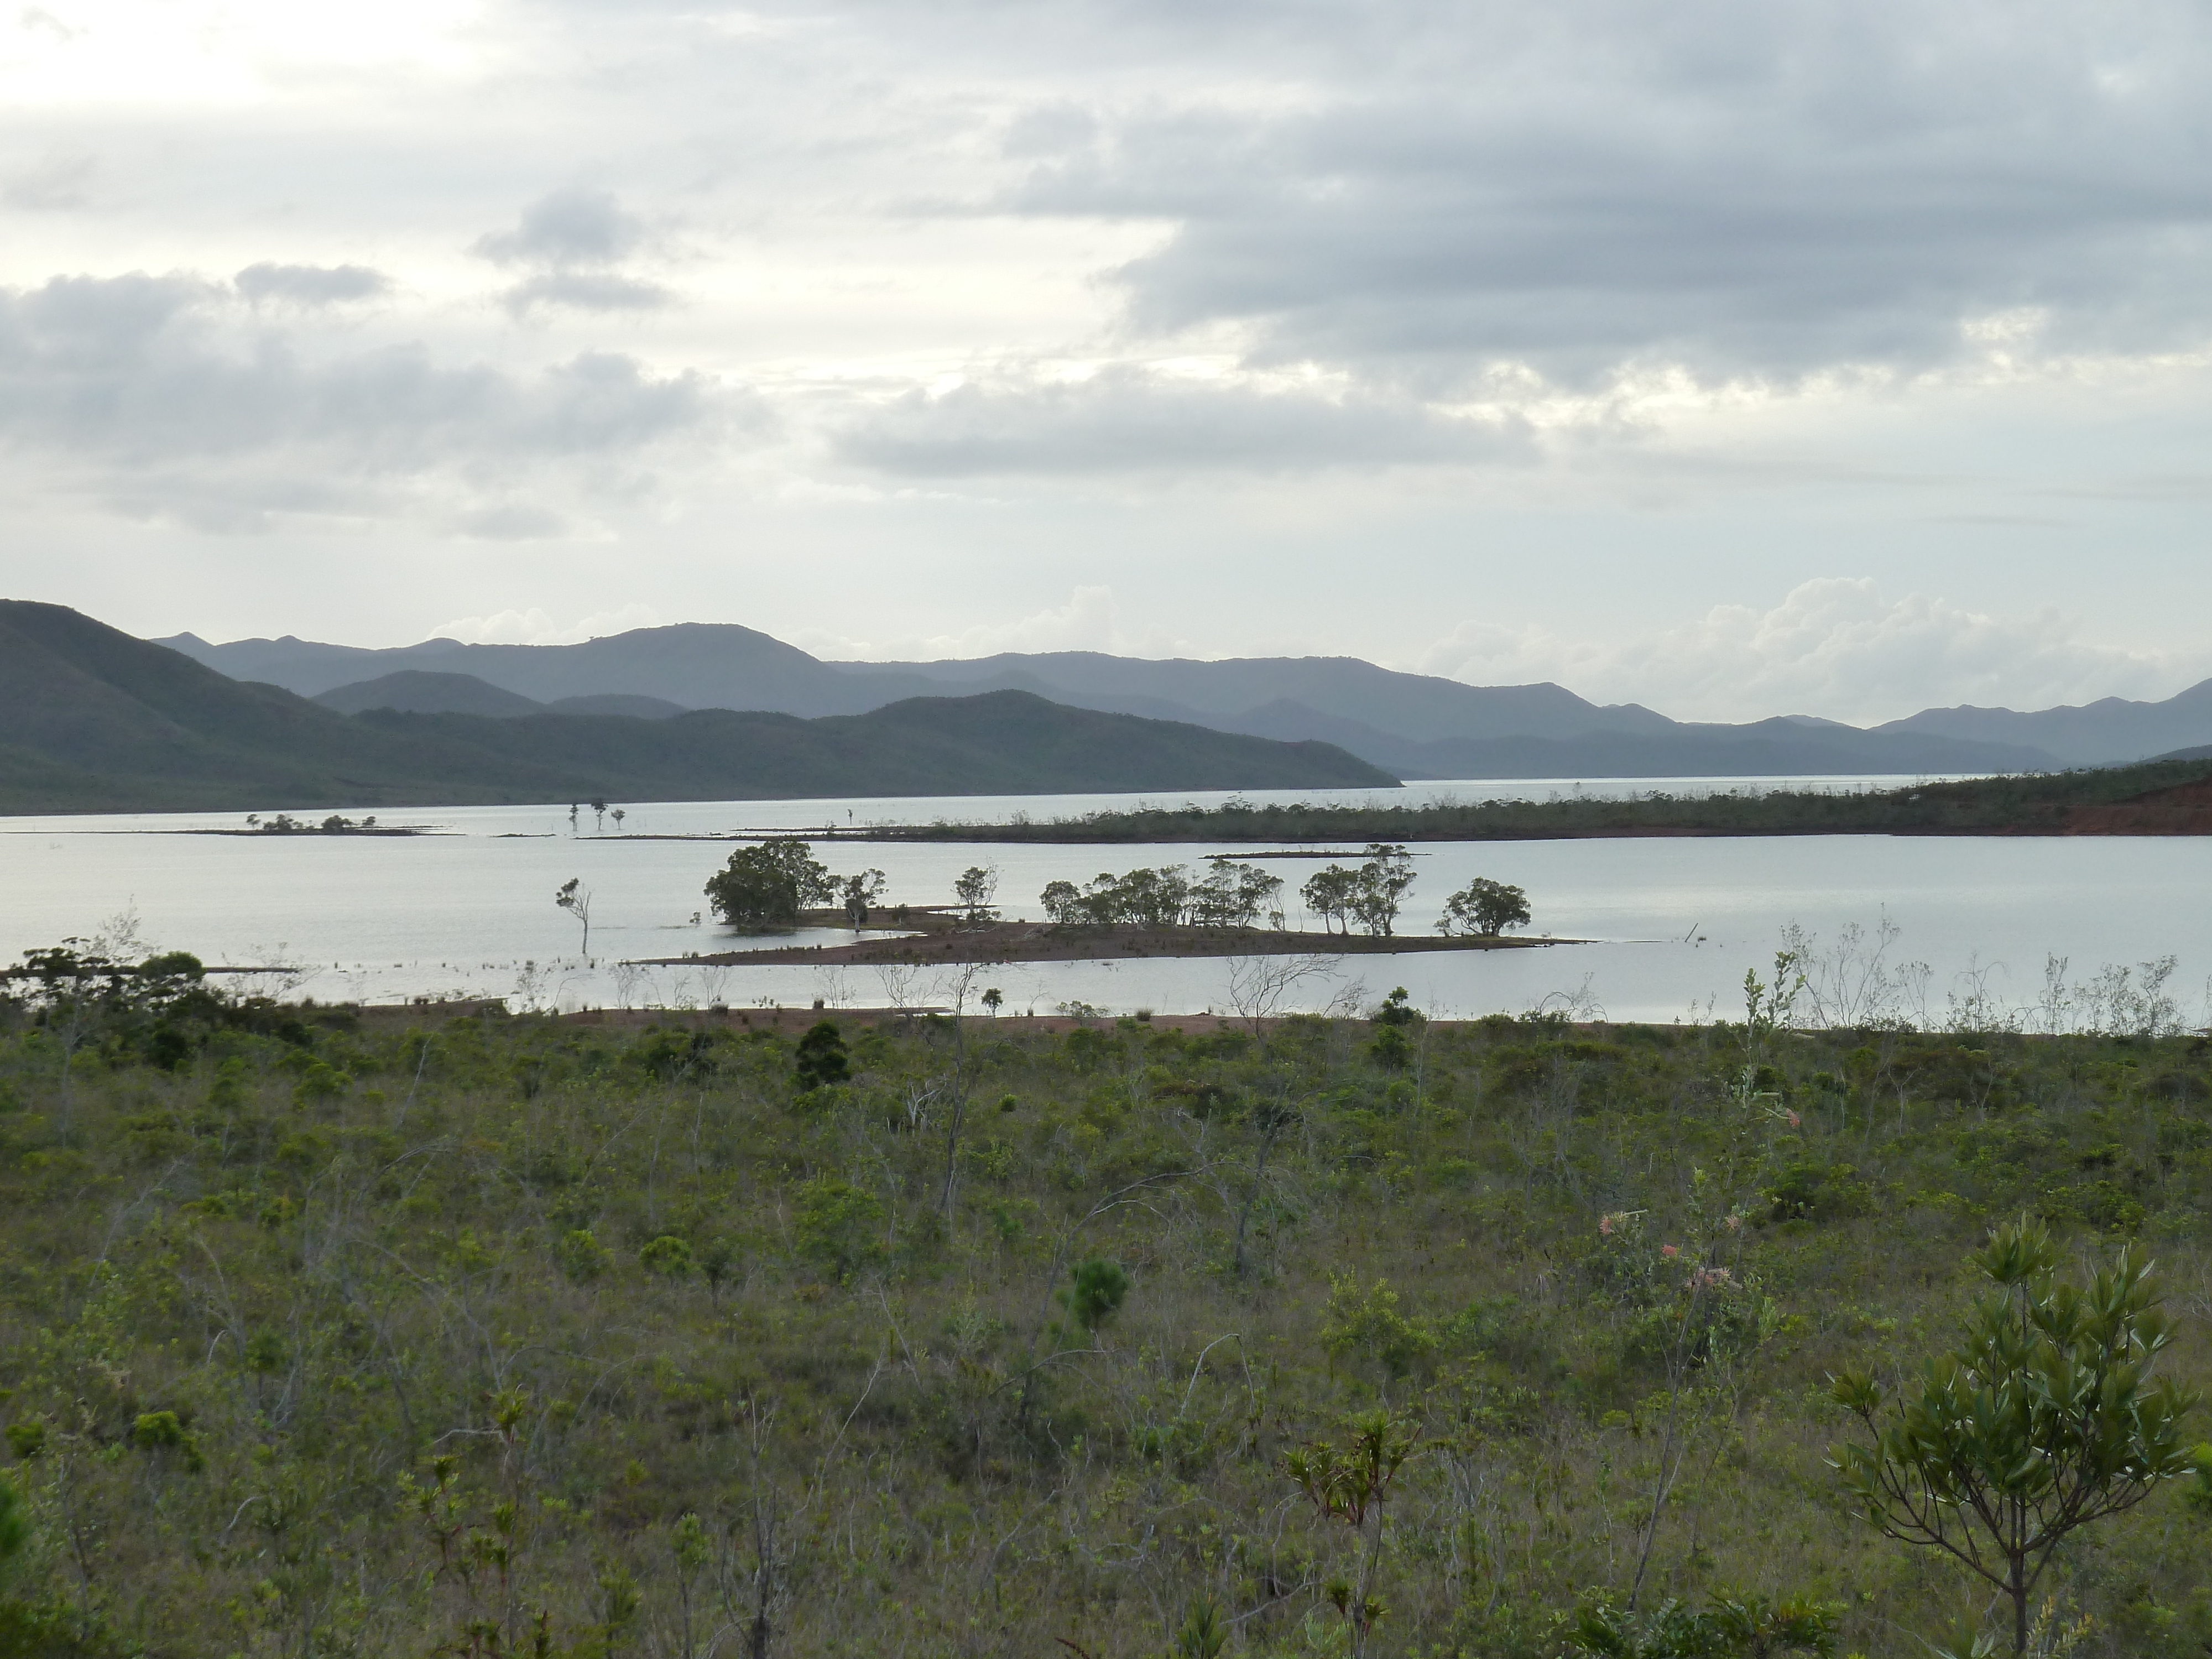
632,918 -> 1573,968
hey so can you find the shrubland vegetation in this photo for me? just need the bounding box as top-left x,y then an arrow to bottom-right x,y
859,759 -> 2212,844
3,946 -> 2212,1657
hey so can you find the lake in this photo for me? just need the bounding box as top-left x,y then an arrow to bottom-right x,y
4,776 -> 2204,1030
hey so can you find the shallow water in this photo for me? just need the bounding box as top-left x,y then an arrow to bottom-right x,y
4,776 -> 2202,1027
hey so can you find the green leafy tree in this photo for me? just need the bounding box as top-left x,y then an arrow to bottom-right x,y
792,1020 -> 849,1090
1439,877 -> 1532,937
558,1228 -> 614,1283
1039,879 -> 1084,927
1829,1218 -> 2201,1656
1349,844 -> 1415,937
792,1177 -> 884,1280
1301,865 -> 1360,936
1057,1258 -> 1130,1333
952,865 -> 1000,924
705,839 -> 837,930
640,1235 -> 695,1279
1191,861 -> 1285,928
0,1475 -> 27,1577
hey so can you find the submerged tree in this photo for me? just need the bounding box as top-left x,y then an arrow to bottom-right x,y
555,878 -> 593,956
1829,1218 -> 2201,1656
705,840 -> 838,930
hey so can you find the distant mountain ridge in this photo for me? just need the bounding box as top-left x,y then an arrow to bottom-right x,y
159,624 -> 2098,778
0,602 -> 1392,813
312,670 -> 687,720
1874,682 -> 2212,767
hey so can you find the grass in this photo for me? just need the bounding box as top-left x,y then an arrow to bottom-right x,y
2,979 -> 2210,1657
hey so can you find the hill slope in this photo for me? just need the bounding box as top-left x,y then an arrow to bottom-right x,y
161,623 -> 2070,776
1,602 -> 1393,813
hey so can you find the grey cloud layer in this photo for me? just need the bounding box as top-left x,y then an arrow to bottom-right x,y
993,0 -> 2212,384
0,273 -> 745,521
474,189 -> 673,315
836,369 -> 1529,474
234,263 -> 392,307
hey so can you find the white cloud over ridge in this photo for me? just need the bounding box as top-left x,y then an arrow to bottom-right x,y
1418,579 -> 2197,724
428,602 -> 664,646
797,585 -> 1155,661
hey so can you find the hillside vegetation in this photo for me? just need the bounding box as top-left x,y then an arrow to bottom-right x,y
0,602 -> 1391,815
859,759 -> 2212,843
2,962 -> 2211,1657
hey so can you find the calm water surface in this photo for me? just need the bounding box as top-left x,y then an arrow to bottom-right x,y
4,777 -> 2202,1026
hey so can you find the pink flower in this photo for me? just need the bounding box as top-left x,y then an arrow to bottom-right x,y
1661,1243 -> 1679,1259
1599,1214 -> 1614,1236
1786,1109 -> 1802,1129
1725,1214 -> 1743,1232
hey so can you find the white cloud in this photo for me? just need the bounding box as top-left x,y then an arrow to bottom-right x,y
427,602 -> 664,645
1418,578 -> 2197,724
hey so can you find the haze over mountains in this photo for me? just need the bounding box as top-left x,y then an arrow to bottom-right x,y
0,602 -> 1391,814
156,622 -> 2212,779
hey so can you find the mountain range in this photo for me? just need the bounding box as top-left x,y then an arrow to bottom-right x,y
154,622 -> 2212,778
0,602 -> 1391,814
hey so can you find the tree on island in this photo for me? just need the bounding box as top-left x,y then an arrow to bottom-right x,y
953,865 -> 1000,925
1302,846 -> 1412,936
1349,844 -> 1414,936
1300,865 -> 1359,935
704,839 -> 838,930
840,869 -> 888,928
1438,877 -> 1532,937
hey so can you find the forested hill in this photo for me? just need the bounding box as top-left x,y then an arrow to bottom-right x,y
0,601 -> 1395,813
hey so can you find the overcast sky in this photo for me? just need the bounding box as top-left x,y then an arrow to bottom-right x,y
3,0 -> 2210,722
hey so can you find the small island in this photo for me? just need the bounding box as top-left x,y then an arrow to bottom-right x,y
630,841 -> 1564,968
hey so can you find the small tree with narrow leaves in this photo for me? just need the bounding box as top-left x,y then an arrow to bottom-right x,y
1829,1217 -> 2200,1657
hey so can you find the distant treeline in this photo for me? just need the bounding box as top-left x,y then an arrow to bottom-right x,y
857,758 -> 2212,843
